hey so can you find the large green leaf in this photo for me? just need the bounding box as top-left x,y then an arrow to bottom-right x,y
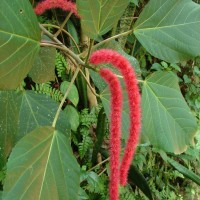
29,47 -> 56,83
3,126 -> 80,200
134,0 -> 200,63
0,0 -> 40,90
17,91 -> 70,140
142,71 -> 197,154
0,91 -> 70,166
0,92 -> 21,170
77,0 -> 129,39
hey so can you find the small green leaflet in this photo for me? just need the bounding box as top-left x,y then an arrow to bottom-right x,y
60,81 -> 79,106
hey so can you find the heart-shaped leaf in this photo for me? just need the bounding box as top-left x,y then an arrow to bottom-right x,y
134,0 -> 200,63
0,0 -> 41,89
77,0 -> 129,39
0,91 -> 70,167
17,91 -> 70,141
142,71 -> 197,154
3,126 -> 80,200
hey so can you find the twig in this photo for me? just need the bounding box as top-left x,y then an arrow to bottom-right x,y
98,168 -> 107,176
88,157 -> 110,172
52,68 -> 80,127
92,29 -> 133,50
65,53 -> 100,97
85,39 -> 94,65
54,12 -> 72,37
79,68 -> 100,97
39,24 -> 84,65
42,23 -> 80,53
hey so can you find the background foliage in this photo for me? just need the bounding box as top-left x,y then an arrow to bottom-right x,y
0,0 -> 199,199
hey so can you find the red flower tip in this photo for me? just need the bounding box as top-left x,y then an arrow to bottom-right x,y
100,68 -> 122,200
34,0 -> 79,17
90,49 -> 141,186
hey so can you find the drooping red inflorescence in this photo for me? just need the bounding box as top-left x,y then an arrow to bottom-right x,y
99,68 -> 122,200
90,49 -> 141,187
34,0 -> 79,17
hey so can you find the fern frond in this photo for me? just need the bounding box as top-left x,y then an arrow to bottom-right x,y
120,186 -> 136,200
55,51 -> 68,80
31,82 -> 63,102
85,172 -> 107,196
78,128 -> 93,159
80,108 -> 97,127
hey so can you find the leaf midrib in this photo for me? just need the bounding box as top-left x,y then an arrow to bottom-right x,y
135,21 -> 200,32
135,0 -> 180,29
38,131 -> 56,199
145,82 -> 192,132
0,30 -> 39,43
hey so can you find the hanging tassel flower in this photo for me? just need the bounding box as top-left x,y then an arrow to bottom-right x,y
90,49 -> 141,187
99,68 -> 123,200
34,0 -> 79,17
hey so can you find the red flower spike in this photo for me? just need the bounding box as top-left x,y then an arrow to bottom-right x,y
90,49 -> 141,186
34,0 -> 79,17
100,68 -> 122,200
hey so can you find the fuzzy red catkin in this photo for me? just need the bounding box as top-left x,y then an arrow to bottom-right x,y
34,0 -> 79,17
90,49 -> 141,186
100,68 -> 122,200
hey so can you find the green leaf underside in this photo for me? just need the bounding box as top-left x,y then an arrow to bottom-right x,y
142,71 -> 197,154
29,47 -> 56,83
0,0 -> 40,89
0,91 -> 70,166
17,91 -> 70,141
134,0 -> 200,63
77,0 -> 129,39
3,126 -> 80,200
